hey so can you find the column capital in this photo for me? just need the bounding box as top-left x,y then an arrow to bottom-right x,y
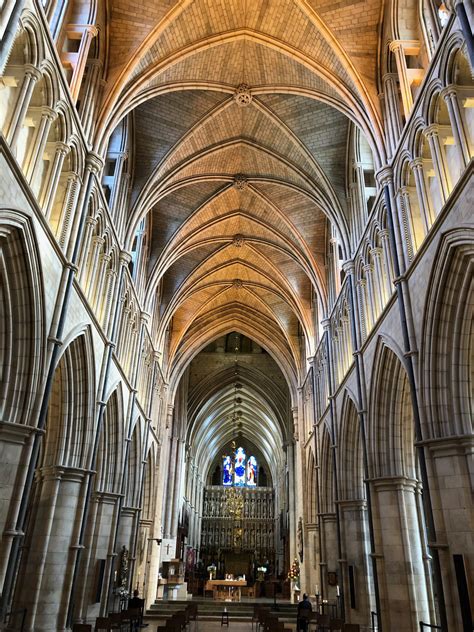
409,157 -> 424,171
423,123 -> 440,139
369,247 -> 383,258
55,141 -> 70,156
23,64 -> 42,81
440,84 -> 458,100
41,105 -> 58,121
321,318 -> 331,331
85,151 -> 104,174
341,260 -> 355,274
140,311 -> 151,324
375,165 -> 393,187
119,250 -> 132,265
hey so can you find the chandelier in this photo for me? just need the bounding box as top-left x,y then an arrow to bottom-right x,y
224,340 -> 245,548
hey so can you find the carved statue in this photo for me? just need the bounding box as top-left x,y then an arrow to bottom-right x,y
297,517 -> 304,563
120,545 -> 129,588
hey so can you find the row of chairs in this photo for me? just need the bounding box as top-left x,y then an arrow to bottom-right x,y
251,606 -> 291,632
301,613 -> 361,631
72,604 -> 144,631
156,603 -> 198,631
250,605 -> 361,632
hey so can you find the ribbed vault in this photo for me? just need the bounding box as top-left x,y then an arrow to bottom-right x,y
186,355 -> 289,484
97,0 -> 383,386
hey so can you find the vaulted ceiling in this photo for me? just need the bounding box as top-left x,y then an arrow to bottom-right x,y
97,0 -> 384,395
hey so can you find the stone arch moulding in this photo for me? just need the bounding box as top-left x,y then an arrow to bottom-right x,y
420,227 -> 474,439
167,326 -> 299,408
0,208 -> 45,427
368,334 -> 416,479
96,24 -> 385,162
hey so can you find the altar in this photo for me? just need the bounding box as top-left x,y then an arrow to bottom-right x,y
205,579 -> 247,601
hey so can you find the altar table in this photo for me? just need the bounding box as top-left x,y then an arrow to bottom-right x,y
205,579 -> 247,602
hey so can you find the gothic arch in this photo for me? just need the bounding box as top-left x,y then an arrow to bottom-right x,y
320,427 -> 335,515
0,210 -> 44,427
339,393 -> 365,501
95,387 -> 124,494
368,337 -> 416,479
421,228 -> 474,438
43,327 -> 96,469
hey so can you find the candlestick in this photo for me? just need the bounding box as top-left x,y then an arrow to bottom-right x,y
336,585 -> 340,597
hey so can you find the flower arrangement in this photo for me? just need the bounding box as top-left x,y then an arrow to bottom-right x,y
207,563 -> 217,579
287,558 -> 300,581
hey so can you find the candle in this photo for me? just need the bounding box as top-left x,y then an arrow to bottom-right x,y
114,571 -> 117,583
316,584 -> 319,595
336,585 -> 340,597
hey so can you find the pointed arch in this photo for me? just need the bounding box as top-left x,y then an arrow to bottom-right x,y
339,392 -> 365,501
368,337 -> 416,479
43,327 -> 95,469
421,228 -> 474,439
0,210 -> 44,427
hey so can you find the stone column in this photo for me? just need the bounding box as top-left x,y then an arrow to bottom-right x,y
19,466 -> 89,632
25,106 -> 57,186
85,235 -> 105,302
409,158 -> 433,231
79,58 -> 103,140
370,247 -> 387,307
356,279 -> 368,341
424,124 -> 451,203
379,230 -> 394,299
442,85 -> 472,167
396,187 -> 416,264
371,476 -> 430,632
58,172 -> 81,248
42,141 -> 70,218
0,422 -> 41,590
170,438 -> 186,537
363,263 -> 377,327
6,64 -> 41,149
339,499 -> 373,626
75,491 -> 122,622
77,216 -> 98,285
69,25 -> 99,103
382,73 -> 403,153
286,441 -> 297,564
424,435 -> 474,631
389,41 -> 413,119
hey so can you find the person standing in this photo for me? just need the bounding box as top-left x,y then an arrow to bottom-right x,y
297,593 -> 312,632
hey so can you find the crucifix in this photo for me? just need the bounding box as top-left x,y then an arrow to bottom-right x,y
165,543 -> 172,555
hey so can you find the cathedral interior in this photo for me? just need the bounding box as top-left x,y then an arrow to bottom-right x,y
0,0 -> 473,630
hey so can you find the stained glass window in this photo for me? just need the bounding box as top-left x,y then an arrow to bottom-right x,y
222,448 -> 258,487
247,455 -> 257,486
234,447 -> 246,486
222,455 -> 233,486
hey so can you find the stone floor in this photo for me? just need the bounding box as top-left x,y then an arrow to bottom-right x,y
146,622 -> 297,631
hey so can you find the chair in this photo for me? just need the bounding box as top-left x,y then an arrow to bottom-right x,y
107,612 -> 123,630
329,619 -> 344,631
257,607 -> 270,631
220,610 -> 229,627
188,603 -> 198,630
297,608 -> 311,632
73,625 -> 92,632
95,618 -> 113,631
308,611 -> 319,630
251,604 -> 260,631
316,614 -> 330,632
343,625 -> 360,632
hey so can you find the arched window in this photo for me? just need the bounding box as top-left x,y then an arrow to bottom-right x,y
222,447 -> 258,487
234,446 -> 246,486
246,455 -> 258,487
